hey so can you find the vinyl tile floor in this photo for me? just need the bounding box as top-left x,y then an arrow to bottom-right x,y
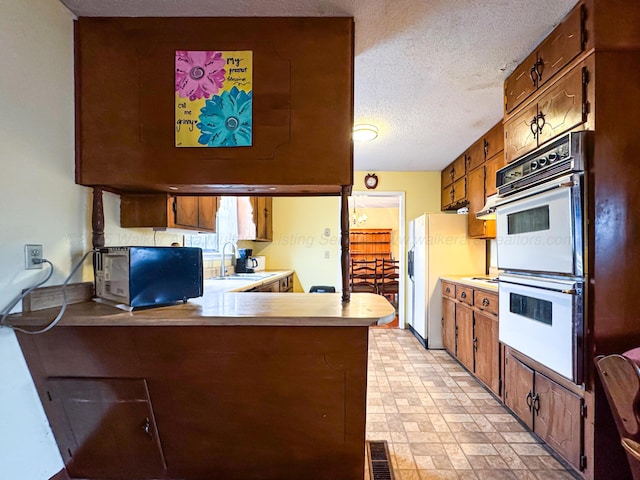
364,328 -> 578,480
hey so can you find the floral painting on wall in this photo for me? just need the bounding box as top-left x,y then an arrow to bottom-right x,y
175,50 -> 253,147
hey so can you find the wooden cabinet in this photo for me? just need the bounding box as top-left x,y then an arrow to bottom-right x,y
465,139 -> 485,173
442,281 -> 500,397
456,304 -> 474,372
442,295 -> 456,355
504,351 -> 584,471
474,311 -> 500,394
74,17 -> 354,195
504,4 -> 585,114
120,194 -> 218,232
252,197 -> 273,242
279,274 -> 293,292
46,377 -> 166,479
504,58 -> 590,163
238,196 -> 273,241
254,274 -> 293,293
441,154 -> 467,210
441,120 -> 502,239
467,166 -> 487,238
485,153 -> 506,197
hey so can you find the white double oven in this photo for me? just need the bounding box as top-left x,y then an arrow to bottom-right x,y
494,132 -> 589,384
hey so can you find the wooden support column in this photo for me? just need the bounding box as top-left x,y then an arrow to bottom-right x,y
341,185 -> 351,302
92,187 -> 105,249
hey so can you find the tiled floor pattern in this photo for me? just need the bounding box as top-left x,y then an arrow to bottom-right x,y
365,328 -> 578,480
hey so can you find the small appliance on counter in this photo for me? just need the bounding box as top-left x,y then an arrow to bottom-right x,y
235,248 -> 259,273
94,246 -> 203,310
252,255 -> 266,272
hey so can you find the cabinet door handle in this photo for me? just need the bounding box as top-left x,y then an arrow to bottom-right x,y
445,287 -> 451,294
533,393 -> 541,415
483,138 -> 489,159
482,298 -> 490,307
534,58 -> 544,84
536,112 -> 546,133
526,391 -> 533,411
473,337 -> 478,352
460,292 -> 467,299
530,117 -> 538,139
142,417 -> 153,439
529,65 -> 539,87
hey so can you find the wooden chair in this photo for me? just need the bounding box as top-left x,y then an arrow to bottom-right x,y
350,259 -> 378,293
594,350 -> 640,479
378,258 -> 399,308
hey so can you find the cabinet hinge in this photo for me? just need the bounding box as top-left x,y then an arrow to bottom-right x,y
580,4 -> 588,49
582,67 -> 589,86
580,454 -> 587,470
580,402 -> 587,418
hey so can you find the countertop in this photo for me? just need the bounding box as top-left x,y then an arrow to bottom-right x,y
7,281 -> 396,328
440,275 -> 499,292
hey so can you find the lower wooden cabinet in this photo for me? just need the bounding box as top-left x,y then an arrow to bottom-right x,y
456,304 -> 474,372
46,377 -> 166,479
504,350 -> 585,471
441,281 -> 500,397
474,311 -> 500,394
442,296 -> 456,354
256,274 -> 293,293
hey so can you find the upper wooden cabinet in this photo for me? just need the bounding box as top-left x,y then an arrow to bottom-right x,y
238,196 -> 273,242
504,4 -> 585,114
504,57 -> 591,163
442,120 -> 502,238
121,194 -> 219,232
74,17 -> 354,195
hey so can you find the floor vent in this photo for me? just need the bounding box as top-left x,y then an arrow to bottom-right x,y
367,440 -> 395,480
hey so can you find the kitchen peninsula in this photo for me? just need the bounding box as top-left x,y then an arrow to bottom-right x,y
10,291 -> 394,480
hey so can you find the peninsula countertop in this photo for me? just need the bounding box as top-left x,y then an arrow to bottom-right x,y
7,291 -> 396,328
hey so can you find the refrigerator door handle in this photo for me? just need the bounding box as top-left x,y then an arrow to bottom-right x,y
408,249 -> 414,278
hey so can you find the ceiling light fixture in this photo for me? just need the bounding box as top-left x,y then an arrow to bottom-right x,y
353,124 -> 379,142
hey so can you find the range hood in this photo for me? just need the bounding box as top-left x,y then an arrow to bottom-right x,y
476,194 -> 498,220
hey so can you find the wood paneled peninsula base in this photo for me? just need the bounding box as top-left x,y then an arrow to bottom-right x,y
10,293 -> 395,480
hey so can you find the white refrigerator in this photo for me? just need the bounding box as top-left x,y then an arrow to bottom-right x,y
407,213 -> 485,349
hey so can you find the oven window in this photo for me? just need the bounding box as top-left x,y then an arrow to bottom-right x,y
507,205 -> 550,234
509,293 -> 552,325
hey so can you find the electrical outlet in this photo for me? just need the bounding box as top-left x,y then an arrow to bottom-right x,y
25,244 -> 43,270
323,228 -> 330,237
324,250 -> 330,259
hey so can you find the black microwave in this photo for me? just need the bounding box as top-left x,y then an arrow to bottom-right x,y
94,246 -> 203,309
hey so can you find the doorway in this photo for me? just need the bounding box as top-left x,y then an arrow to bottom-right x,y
348,191 -> 406,328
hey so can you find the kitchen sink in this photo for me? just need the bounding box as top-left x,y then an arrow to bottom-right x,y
209,273 -> 274,281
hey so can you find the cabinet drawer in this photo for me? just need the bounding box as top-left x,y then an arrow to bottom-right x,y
442,282 -> 456,298
456,286 -> 473,306
474,290 -> 498,316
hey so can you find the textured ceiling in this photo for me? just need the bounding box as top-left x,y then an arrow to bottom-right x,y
59,0 -> 577,172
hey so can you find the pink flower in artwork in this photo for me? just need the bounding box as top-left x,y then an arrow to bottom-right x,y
175,51 -> 226,101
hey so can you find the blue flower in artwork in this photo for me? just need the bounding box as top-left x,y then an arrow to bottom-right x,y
197,86 -> 252,147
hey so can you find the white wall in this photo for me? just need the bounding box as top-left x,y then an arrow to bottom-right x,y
1,1 -> 81,477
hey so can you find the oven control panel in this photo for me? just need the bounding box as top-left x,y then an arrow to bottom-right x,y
497,131 -> 588,196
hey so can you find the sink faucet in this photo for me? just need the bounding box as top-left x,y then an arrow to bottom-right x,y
221,242 -> 238,277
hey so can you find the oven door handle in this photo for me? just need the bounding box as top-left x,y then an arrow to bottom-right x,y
495,173 -> 580,208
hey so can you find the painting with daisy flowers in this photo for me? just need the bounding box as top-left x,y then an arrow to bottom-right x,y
175,50 -> 253,147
